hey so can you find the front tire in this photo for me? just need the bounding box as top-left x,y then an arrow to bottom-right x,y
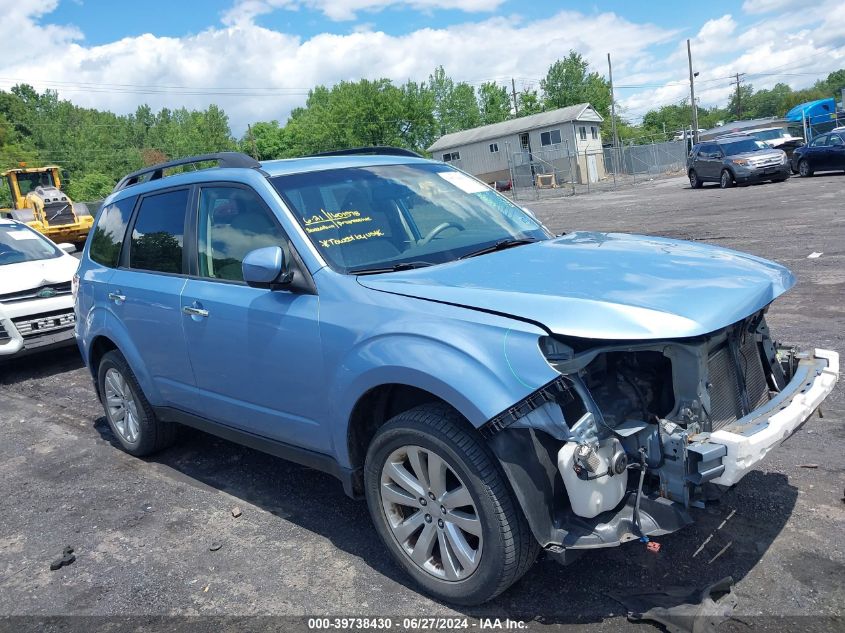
97,350 -> 177,456
364,404 -> 538,605
719,169 -> 734,188
688,170 -> 702,189
798,159 -> 813,177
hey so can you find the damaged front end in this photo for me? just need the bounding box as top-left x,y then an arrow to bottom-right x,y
483,310 -> 839,558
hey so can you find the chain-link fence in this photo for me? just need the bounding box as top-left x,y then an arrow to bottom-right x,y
505,140 -> 690,201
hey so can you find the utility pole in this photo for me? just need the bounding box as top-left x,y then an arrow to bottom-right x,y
247,124 -> 259,160
607,53 -> 620,186
731,73 -> 746,119
511,78 -> 519,116
686,39 -> 700,144
607,53 -> 619,149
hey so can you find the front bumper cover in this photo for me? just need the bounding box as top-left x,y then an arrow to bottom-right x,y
486,347 -> 838,554
0,302 -> 77,358
734,164 -> 791,182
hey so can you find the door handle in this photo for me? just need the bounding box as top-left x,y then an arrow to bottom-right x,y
108,292 -> 126,303
182,306 -> 209,318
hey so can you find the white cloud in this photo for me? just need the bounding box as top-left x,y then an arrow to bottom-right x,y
691,14 -> 738,57
0,3 -> 673,135
222,0 -> 504,24
621,0 -> 845,122
741,0 -> 792,15
0,0 -> 841,137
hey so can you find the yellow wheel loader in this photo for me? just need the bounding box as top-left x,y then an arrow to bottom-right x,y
0,165 -> 94,243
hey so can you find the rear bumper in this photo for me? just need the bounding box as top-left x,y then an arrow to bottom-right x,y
708,348 -> 839,486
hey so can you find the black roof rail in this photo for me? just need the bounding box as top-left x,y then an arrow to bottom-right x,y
308,146 -> 423,158
113,151 -> 262,192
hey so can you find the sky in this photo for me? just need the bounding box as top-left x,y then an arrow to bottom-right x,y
1,0 -> 843,136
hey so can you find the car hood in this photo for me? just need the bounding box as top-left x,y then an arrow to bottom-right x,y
732,150 -> 783,160
357,232 -> 795,340
0,255 -> 78,295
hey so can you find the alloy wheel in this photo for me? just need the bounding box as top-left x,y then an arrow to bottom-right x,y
379,445 -> 483,581
720,170 -> 732,188
104,367 -> 140,444
799,160 -> 810,177
689,172 -> 698,188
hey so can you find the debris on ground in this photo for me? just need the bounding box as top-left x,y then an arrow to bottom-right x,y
609,576 -> 737,633
231,507 -> 242,518
799,464 -> 819,469
209,542 -> 223,552
49,546 -> 76,571
807,252 -> 823,259
647,541 -> 661,553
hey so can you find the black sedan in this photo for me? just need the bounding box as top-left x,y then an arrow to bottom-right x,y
791,129 -> 845,176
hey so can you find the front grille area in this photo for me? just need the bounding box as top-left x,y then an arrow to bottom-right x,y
0,282 -> 72,304
707,331 -> 771,431
0,321 -> 9,342
43,201 -> 75,226
12,310 -> 75,337
748,155 -> 782,169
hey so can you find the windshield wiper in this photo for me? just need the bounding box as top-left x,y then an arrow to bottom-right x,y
459,238 -> 538,260
349,261 -> 435,275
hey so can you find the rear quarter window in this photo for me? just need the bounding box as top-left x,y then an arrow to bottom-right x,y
89,196 -> 136,267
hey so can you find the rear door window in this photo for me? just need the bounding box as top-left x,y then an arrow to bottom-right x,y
89,196 -> 136,267
129,189 -> 189,274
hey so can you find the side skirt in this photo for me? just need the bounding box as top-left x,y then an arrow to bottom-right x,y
153,406 -> 362,498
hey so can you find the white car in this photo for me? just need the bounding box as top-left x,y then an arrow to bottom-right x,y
0,219 -> 79,359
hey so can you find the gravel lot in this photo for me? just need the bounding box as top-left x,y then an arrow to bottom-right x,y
1,174 -> 843,632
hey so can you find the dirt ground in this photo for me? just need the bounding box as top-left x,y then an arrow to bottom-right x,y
0,173 -> 843,632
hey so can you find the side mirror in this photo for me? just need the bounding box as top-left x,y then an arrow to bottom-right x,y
242,246 -> 293,289
58,242 -> 77,254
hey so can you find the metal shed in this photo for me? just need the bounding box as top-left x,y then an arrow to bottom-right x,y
427,104 -> 605,186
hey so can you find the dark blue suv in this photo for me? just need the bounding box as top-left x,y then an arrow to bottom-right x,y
75,150 -> 838,604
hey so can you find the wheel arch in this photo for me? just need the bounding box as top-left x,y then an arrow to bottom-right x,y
84,311 -> 162,406
330,328 -> 558,472
88,334 -> 119,397
346,383 -> 474,476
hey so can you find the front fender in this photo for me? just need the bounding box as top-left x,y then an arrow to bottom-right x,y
329,325 -> 558,468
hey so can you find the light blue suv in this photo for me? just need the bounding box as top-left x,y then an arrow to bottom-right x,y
75,150 -> 838,604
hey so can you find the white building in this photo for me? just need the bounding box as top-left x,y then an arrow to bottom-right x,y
427,103 -> 605,186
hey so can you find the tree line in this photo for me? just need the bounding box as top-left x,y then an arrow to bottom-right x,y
1,54 -> 843,202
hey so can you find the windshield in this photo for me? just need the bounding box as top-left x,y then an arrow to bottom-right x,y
720,139 -> 770,155
0,223 -> 60,265
753,129 -> 784,141
15,171 -> 55,196
270,163 -> 550,273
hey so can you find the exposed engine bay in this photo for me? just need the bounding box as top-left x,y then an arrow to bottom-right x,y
484,308 -> 839,554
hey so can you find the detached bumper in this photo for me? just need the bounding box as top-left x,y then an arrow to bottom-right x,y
709,349 -> 839,486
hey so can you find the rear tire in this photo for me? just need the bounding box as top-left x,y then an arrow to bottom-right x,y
97,350 -> 177,456
364,403 -> 538,605
719,169 -> 734,188
798,160 -> 813,177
